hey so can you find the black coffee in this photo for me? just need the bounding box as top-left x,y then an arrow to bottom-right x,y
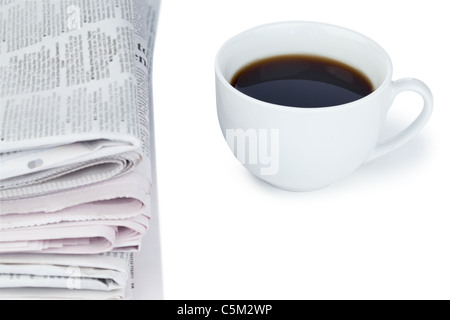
231,54 -> 374,108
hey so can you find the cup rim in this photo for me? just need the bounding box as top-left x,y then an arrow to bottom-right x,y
215,21 -> 394,112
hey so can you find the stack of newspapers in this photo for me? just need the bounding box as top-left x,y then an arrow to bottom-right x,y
0,0 -> 160,300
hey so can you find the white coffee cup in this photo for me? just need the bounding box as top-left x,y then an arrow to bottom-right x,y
215,21 -> 433,192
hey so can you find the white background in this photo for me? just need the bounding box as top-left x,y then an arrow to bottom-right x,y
139,0 -> 450,299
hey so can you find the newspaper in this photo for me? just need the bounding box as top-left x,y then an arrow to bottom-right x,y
0,0 -> 161,299
0,252 -> 133,300
0,158 -> 152,254
0,0 -> 160,200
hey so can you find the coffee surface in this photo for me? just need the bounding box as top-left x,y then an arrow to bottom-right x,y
231,55 -> 374,108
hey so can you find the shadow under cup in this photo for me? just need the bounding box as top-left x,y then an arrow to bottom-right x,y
215,22 -> 430,191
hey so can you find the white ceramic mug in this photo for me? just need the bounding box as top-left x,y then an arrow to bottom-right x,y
215,21 -> 433,191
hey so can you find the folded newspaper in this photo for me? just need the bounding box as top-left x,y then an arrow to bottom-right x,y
0,0 -> 158,200
0,252 -> 134,300
0,0 -> 161,299
0,160 -> 151,254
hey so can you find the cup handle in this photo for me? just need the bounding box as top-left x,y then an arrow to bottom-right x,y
365,78 -> 433,163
